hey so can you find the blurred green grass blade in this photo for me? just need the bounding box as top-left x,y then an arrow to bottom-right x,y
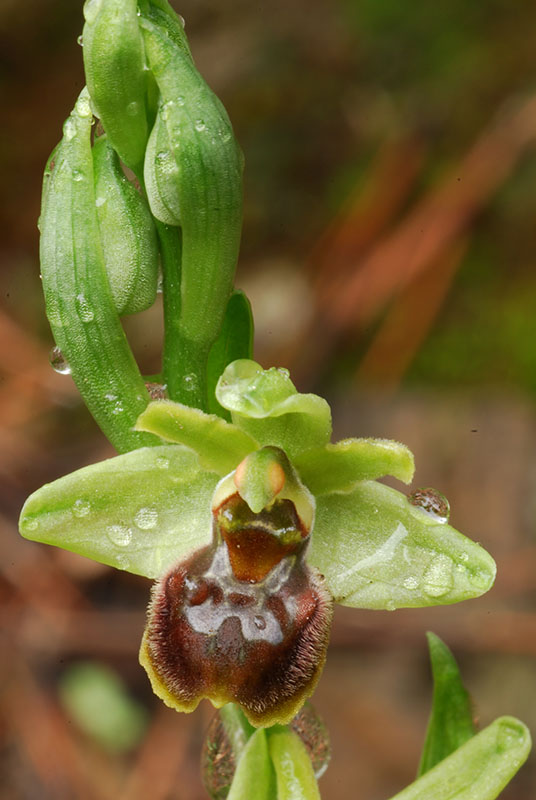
59,662 -> 148,753
207,290 -> 254,419
389,717 -> 531,800
227,729 -> 276,800
418,632 -> 476,776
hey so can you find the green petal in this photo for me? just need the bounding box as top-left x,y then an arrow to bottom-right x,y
388,717 -> 531,800
267,727 -> 321,800
19,445 -> 218,579
228,729 -> 276,800
307,481 -> 496,609
135,400 -> 258,475
418,633 -> 476,776
216,360 -> 332,459
294,438 -> 415,495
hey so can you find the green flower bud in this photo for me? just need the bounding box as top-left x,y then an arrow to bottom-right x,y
83,0 -> 149,175
93,134 -> 159,316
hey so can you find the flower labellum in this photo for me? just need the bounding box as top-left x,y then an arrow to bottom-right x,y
140,447 -> 333,727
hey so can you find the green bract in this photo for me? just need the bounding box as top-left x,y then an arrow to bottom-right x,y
20,359 -> 495,609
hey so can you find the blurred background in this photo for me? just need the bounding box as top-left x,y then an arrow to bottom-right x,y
1,0 -> 536,797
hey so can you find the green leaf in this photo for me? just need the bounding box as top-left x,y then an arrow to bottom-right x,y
418,633 -> 476,776
93,134 -> 159,316
19,445 -> 218,579
135,400 -> 258,475
207,290 -> 254,420
218,703 -> 256,759
294,438 -> 415,495
307,481 -> 496,609
39,89 -> 157,453
227,729 -> 276,800
388,717 -> 531,800
83,0 -> 148,176
216,360 -> 332,460
267,727 -> 321,800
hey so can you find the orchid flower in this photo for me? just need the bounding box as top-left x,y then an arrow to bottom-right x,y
19,359 -> 496,727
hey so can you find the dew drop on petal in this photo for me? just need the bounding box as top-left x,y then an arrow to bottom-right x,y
403,576 -> 419,590
77,34 -> 84,46
49,345 -> 71,375
195,119 -> 206,132
134,507 -> 158,530
72,499 -> 91,518
155,455 -> 170,470
126,101 -> 139,116
407,487 -> 450,524
423,554 -> 454,597
107,525 -> 132,547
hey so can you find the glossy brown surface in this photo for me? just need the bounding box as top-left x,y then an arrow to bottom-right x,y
143,495 -> 332,726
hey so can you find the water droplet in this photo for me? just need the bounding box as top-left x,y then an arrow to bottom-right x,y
156,273 -> 164,293
75,294 -> 94,322
385,599 -> 396,611
161,101 -> 174,120
72,169 -> 84,182
126,100 -> 139,116
134,507 -> 158,530
178,14 -> 186,27
46,299 -> 63,327
423,554 -> 454,597
77,34 -> 84,46
403,576 -> 419,590
407,487 -> 450,524
183,374 -> 198,393
49,346 -> 71,375
155,150 -> 178,175
115,552 -> 130,569
24,518 -> 38,532
460,552 -> 469,562
111,402 -> 124,415
107,525 -> 132,547
195,119 -> 206,132
253,615 -> 266,630
63,118 -> 76,141
95,195 -> 106,207
155,455 -> 170,469
145,382 -> 168,400
201,701 -> 329,797
176,95 -> 185,106
72,499 -> 91,517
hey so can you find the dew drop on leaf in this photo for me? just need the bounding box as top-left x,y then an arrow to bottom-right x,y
422,554 -> 454,597
407,487 -> 450,524
107,525 -> 132,547
49,346 -> 71,375
134,507 -> 158,530
77,34 -> 83,46
75,294 -> 95,323
72,499 -> 91,518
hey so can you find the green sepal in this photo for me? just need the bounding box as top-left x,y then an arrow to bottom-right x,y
83,0 -> 149,176
39,88 -> 157,453
19,445 -> 219,579
294,438 -> 415,495
307,480 -> 496,609
144,109 -> 181,227
418,633 -> 476,776
135,400 -> 258,475
267,727 -> 321,800
388,717 -> 531,800
216,360 -> 332,460
227,729 -> 276,800
93,135 -> 159,316
140,13 -> 243,353
207,290 -> 254,420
